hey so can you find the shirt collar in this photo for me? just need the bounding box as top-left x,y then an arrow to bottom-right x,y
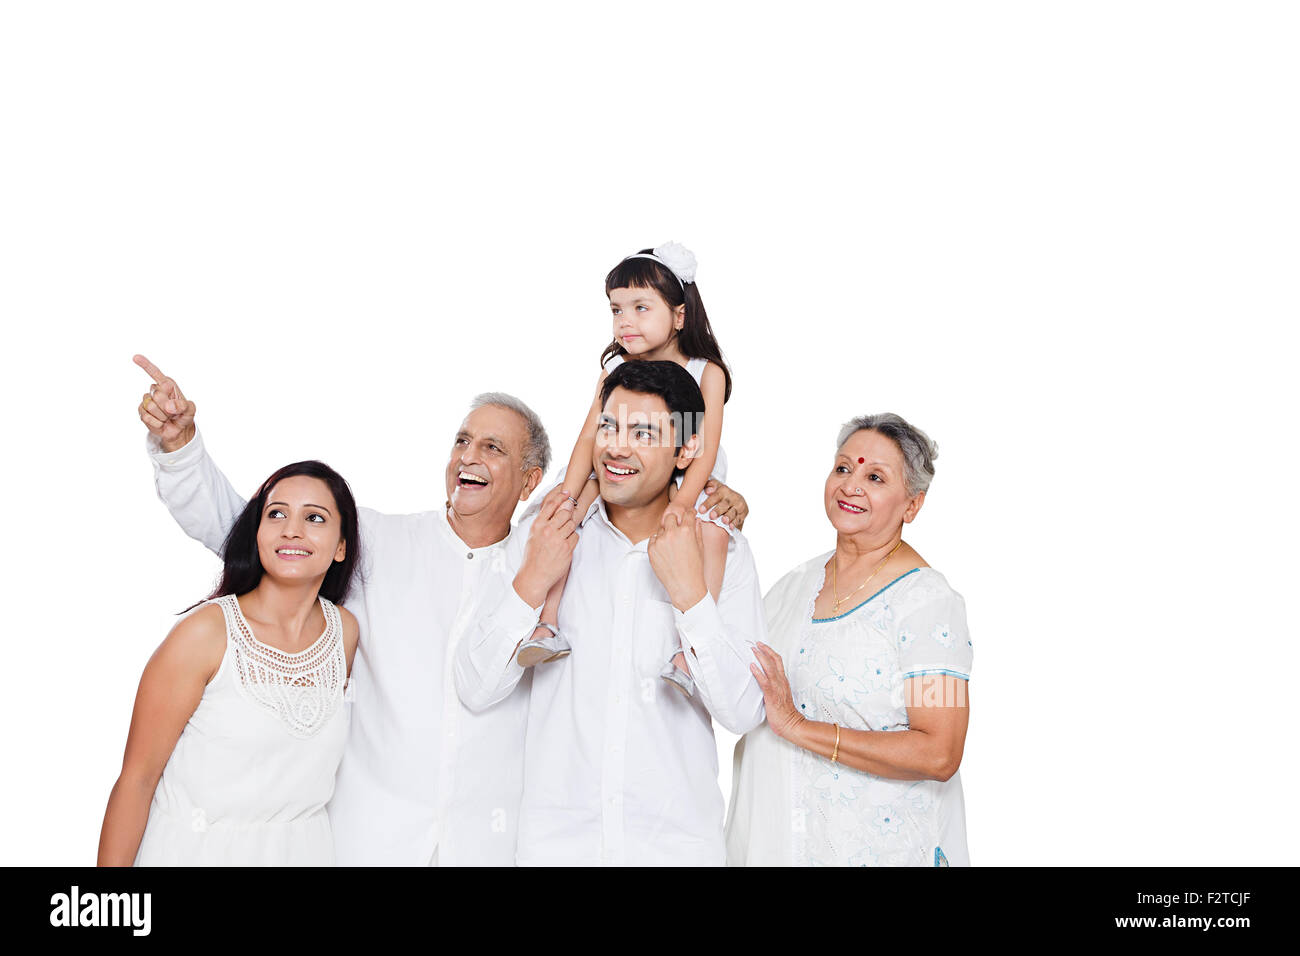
437,507 -> 511,557
588,498 -> 650,552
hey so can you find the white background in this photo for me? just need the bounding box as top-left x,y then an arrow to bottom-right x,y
2,1 -> 1296,866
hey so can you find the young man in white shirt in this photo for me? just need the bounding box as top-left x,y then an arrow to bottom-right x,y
455,360 -> 768,866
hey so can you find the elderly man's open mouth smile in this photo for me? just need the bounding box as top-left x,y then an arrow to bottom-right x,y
457,469 -> 490,491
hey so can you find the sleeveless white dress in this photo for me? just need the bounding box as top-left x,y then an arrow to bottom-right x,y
602,353 -> 728,483
134,594 -> 351,866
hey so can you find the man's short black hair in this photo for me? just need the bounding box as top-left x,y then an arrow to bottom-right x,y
599,360 -> 706,452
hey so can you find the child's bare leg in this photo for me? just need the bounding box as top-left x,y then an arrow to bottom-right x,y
516,478 -> 598,667
573,475 -> 600,522
670,519 -> 729,677
536,567 -> 568,634
517,567 -> 574,667
536,477 -> 597,632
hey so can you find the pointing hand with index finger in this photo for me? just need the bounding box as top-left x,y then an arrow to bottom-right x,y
133,354 -> 197,452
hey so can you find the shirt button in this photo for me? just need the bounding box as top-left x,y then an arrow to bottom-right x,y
467,552 -> 474,560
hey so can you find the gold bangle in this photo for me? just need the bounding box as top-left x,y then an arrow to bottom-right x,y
831,723 -> 841,763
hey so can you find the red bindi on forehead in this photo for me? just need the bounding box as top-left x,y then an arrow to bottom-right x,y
858,457 -> 865,464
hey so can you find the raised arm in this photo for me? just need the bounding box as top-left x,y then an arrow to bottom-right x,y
648,517 -> 767,734
453,496 -> 578,711
98,605 -> 226,865
134,354 -> 247,554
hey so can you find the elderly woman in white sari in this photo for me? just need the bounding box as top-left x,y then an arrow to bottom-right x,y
726,413 -> 972,866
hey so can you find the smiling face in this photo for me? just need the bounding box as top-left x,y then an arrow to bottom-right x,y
445,403 -> 539,524
609,285 -> 685,356
594,385 -> 696,510
255,475 -> 347,584
824,429 -> 926,537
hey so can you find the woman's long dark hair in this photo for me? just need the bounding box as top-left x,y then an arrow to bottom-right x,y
187,460 -> 361,611
600,249 -> 733,402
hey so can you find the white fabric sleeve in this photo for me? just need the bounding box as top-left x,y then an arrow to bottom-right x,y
896,587 -> 973,682
671,533 -> 768,735
452,518 -> 543,713
147,428 -> 248,555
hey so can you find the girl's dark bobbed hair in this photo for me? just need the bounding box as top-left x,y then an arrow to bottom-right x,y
601,248 -> 732,402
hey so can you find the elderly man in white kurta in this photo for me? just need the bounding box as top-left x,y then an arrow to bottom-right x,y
133,355 -> 546,865
455,360 -> 767,865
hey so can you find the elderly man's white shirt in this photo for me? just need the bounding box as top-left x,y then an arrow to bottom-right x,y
147,429 -> 529,866
456,496 -> 767,866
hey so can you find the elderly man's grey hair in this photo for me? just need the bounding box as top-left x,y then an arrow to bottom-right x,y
469,392 -> 552,475
836,413 -> 938,498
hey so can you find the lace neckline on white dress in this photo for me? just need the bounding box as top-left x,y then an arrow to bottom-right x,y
216,594 -> 346,739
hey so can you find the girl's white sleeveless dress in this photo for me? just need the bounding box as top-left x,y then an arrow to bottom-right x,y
134,594 -> 351,866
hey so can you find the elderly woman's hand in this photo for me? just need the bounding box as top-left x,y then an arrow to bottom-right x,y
750,642 -> 804,740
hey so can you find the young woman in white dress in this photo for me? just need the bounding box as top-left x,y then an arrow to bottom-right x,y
98,458 -> 361,866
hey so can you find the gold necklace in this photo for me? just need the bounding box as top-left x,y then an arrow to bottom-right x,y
832,539 -> 904,611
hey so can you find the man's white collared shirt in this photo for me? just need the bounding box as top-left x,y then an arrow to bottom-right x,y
456,498 -> 767,866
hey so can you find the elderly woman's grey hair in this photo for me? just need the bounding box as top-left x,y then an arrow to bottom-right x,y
836,413 -> 938,498
469,392 -> 552,475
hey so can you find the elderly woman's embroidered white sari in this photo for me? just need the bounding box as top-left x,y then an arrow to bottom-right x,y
726,554 -> 972,866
